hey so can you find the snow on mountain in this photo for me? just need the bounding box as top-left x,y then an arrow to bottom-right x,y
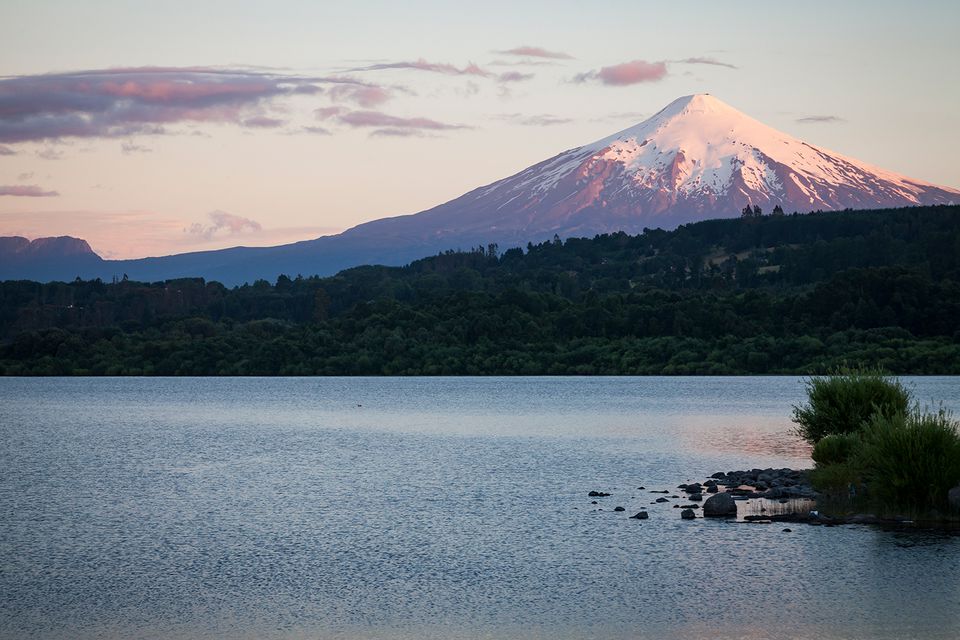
353,93 -> 956,246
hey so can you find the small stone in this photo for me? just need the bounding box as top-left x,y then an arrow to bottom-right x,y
655,497 -> 669,503
688,493 -> 703,501
681,509 -> 696,520
614,506 -> 625,512
631,511 -> 649,520
706,485 -> 719,493
782,528 -> 792,533
588,491 -> 611,497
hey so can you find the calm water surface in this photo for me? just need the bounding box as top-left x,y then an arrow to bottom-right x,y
1,376 -> 959,639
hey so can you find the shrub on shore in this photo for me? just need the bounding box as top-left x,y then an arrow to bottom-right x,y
858,409 -> 960,513
792,368 -> 911,444
811,433 -> 861,466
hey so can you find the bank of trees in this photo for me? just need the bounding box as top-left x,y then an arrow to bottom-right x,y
1,205 -> 959,375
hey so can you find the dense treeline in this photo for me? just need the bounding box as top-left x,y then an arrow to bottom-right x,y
2,205 -> 959,375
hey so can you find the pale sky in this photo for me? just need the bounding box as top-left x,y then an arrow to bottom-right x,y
1,0 -> 958,258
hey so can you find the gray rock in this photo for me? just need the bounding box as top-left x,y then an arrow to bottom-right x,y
614,506 -> 625,512
949,485 -> 960,512
680,509 -> 696,520
706,485 -> 719,493
655,497 -> 670,503
588,491 -> 611,497
703,492 -> 738,517
631,511 -> 649,520
688,493 -> 703,501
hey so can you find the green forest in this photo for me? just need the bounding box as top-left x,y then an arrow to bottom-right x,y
2,205 -> 959,375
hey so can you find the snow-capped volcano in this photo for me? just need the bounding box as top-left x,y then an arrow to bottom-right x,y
4,94 -> 957,285
345,94 -> 957,246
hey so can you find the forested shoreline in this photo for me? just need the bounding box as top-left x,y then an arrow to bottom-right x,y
2,205 -> 959,375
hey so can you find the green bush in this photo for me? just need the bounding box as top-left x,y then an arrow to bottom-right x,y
859,409 -> 960,513
811,433 -> 861,466
810,461 -> 863,497
792,369 -> 911,444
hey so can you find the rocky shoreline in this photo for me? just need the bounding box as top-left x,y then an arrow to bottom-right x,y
589,467 -> 958,530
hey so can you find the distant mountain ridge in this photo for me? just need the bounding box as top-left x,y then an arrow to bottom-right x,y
2,94 -> 957,285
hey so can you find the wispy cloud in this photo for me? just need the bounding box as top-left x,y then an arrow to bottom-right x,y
0,184 -> 60,197
348,59 -> 492,78
673,56 -> 738,69
496,113 -> 573,126
299,125 -> 332,135
573,60 -> 668,86
185,210 -> 262,239
314,106 -> 347,120
495,46 -> 573,60
36,147 -> 64,160
121,141 -> 152,154
0,67 -> 376,144
241,115 -> 286,128
497,71 -> 535,83
337,110 -> 471,134
328,83 -> 393,107
796,115 -> 846,124
0,144 -> 15,155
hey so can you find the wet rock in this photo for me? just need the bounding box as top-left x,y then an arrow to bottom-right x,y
591,501 -> 598,504
655,497 -> 670,503
684,483 -> 703,494
631,511 -> 649,520
688,493 -> 703,501
680,509 -> 696,520
703,492 -> 738,517
650,490 -> 669,494
638,486 -> 646,490
614,506 -> 625,512
706,485 -> 719,493
679,504 -> 699,509
710,472 -> 726,479
782,528 -> 792,533
588,491 -> 611,497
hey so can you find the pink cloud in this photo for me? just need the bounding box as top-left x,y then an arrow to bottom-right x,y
185,210 -> 262,239
0,144 -> 15,155
328,84 -> 392,107
573,60 -> 668,86
349,59 -> 492,78
0,184 -> 59,197
497,46 -> 573,60
0,67 -> 375,143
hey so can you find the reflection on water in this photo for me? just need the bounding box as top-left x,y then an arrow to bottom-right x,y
1,376 -> 959,640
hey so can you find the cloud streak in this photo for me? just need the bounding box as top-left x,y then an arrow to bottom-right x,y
573,60 -> 668,85
0,184 -> 60,197
496,46 -> 573,60
0,144 -> 15,155
0,67 -> 382,144
673,56 -> 738,69
796,115 -> 846,124
496,113 -> 573,126
334,109 -> 472,138
348,59 -> 492,78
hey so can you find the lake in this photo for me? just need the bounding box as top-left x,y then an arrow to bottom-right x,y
2,376 -> 959,639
